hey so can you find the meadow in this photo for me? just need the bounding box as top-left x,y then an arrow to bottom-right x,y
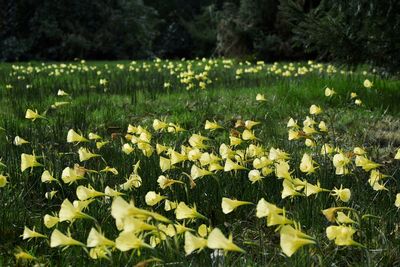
0,59 -> 400,266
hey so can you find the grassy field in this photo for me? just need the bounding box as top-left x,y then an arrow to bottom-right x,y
0,59 -> 400,266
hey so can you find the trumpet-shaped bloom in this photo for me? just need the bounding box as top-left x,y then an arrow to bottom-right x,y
21,153 -> 43,172
395,193 -> 400,208
59,199 -> 93,222
363,79 -> 373,88
87,228 -> 115,247
325,87 -> 336,97
269,147 -> 290,161
191,164 -> 213,180
21,226 -> 47,240
25,109 -> 45,121
44,214 -> 59,228
248,169 -> 263,183
245,120 -> 261,130
224,158 -> 246,172
207,228 -> 244,253
287,118 -> 299,128
175,202 -> 206,220
88,133 -> 102,140
67,129 -> 88,143
0,174 -> 8,187
157,175 -> 183,189
333,153 -> 351,175
76,185 -> 106,200
122,143 -> 134,154
355,156 -> 381,172
309,105 -> 322,115
299,153 -> 317,174
14,136 -> 29,146
184,232 -> 208,255
280,225 -> 315,257
326,225 -> 360,246
256,198 -> 283,218
242,129 -> 257,140
205,120 -> 223,131
78,147 -> 100,162
221,197 -> 252,214
256,93 -> 266,101
395,149 -> 400,160
145,191 -> 166,206
331,185 -> 351,202
115,231 -> 151,251
50,229 -> 85,248
41,170 -> 57,183
61,166 -> 85,184
153,119 -> 168,131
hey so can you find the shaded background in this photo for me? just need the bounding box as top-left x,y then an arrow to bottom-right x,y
0,0 -> 399,71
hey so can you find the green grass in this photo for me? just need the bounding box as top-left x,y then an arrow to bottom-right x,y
0,60 -> 400,266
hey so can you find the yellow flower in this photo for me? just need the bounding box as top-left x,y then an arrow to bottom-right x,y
184,232 -> 208,255
88,133 -> 102,140
248,169 -> 263,183
145,191 -> 166,206
395,193 -> 400,208
76,185 -> 106,200
287,118 -> 299,128
336,212 -> 355,224
326,225 -> 360,246
44,214 -> 59,228
275,160 -> 292,180
242,129 -> 257,140
156,143 -> 169,155
67,129 -> 88,143
332,153 -> 351,175
321,144 -> 334,155
57,89 -> 69,96
169,150 -> 188,165
25,109 -> 45,121
159,156 -> 172,172
191,164 -> 213,180
355,99 -> 362,105
21,153 -> 43,172
78,147 -> 100,162
21,226 -> 47,240
157,175 -> 183,189
325,87 -> 336,97
207,228 -> 244,253
245,120 -> 261,130
87,228 -> 115,247
256,198 -> 283,218
198,224 -> 209,237
282,179 -> 302,199
164,200 -> 178,211
0,174 -> 8,187
224,158 -> 246,172
288,129 -> 301,140
353,147 -> 366,155
363,79 -> 373,88
318,121 -> 328,132
104,186 -> 124,197
100,166 -> 118,175
309,105 -> 322,115
355,156 -> 381,171
205,120 -> 223,131
61,166 -> 85,184
280,225 -> 315,257
230,136 -> 243,146
115,231 -> 151,251
153,119 -> 168,131
122,143 -> 134,154
14,249 -> 36,261
175,202 -> 206,220
89,246 -> 111,260
50,229 -> 85,248
269,147 -> 290,161
299,153 -> 317,174
221,197 -> 252,214
13,136 -> 29,146
303,181 -> 325,197
96,141 -> 108,149
41,170 -> 57,183
59,199 -> 94,222
395,149 -> 400,160
256,93 -> 266,101
331,185 -> 351,202
350,92 -> 358,99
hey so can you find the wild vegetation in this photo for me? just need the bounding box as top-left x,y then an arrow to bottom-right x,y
0,59 -> 400,266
